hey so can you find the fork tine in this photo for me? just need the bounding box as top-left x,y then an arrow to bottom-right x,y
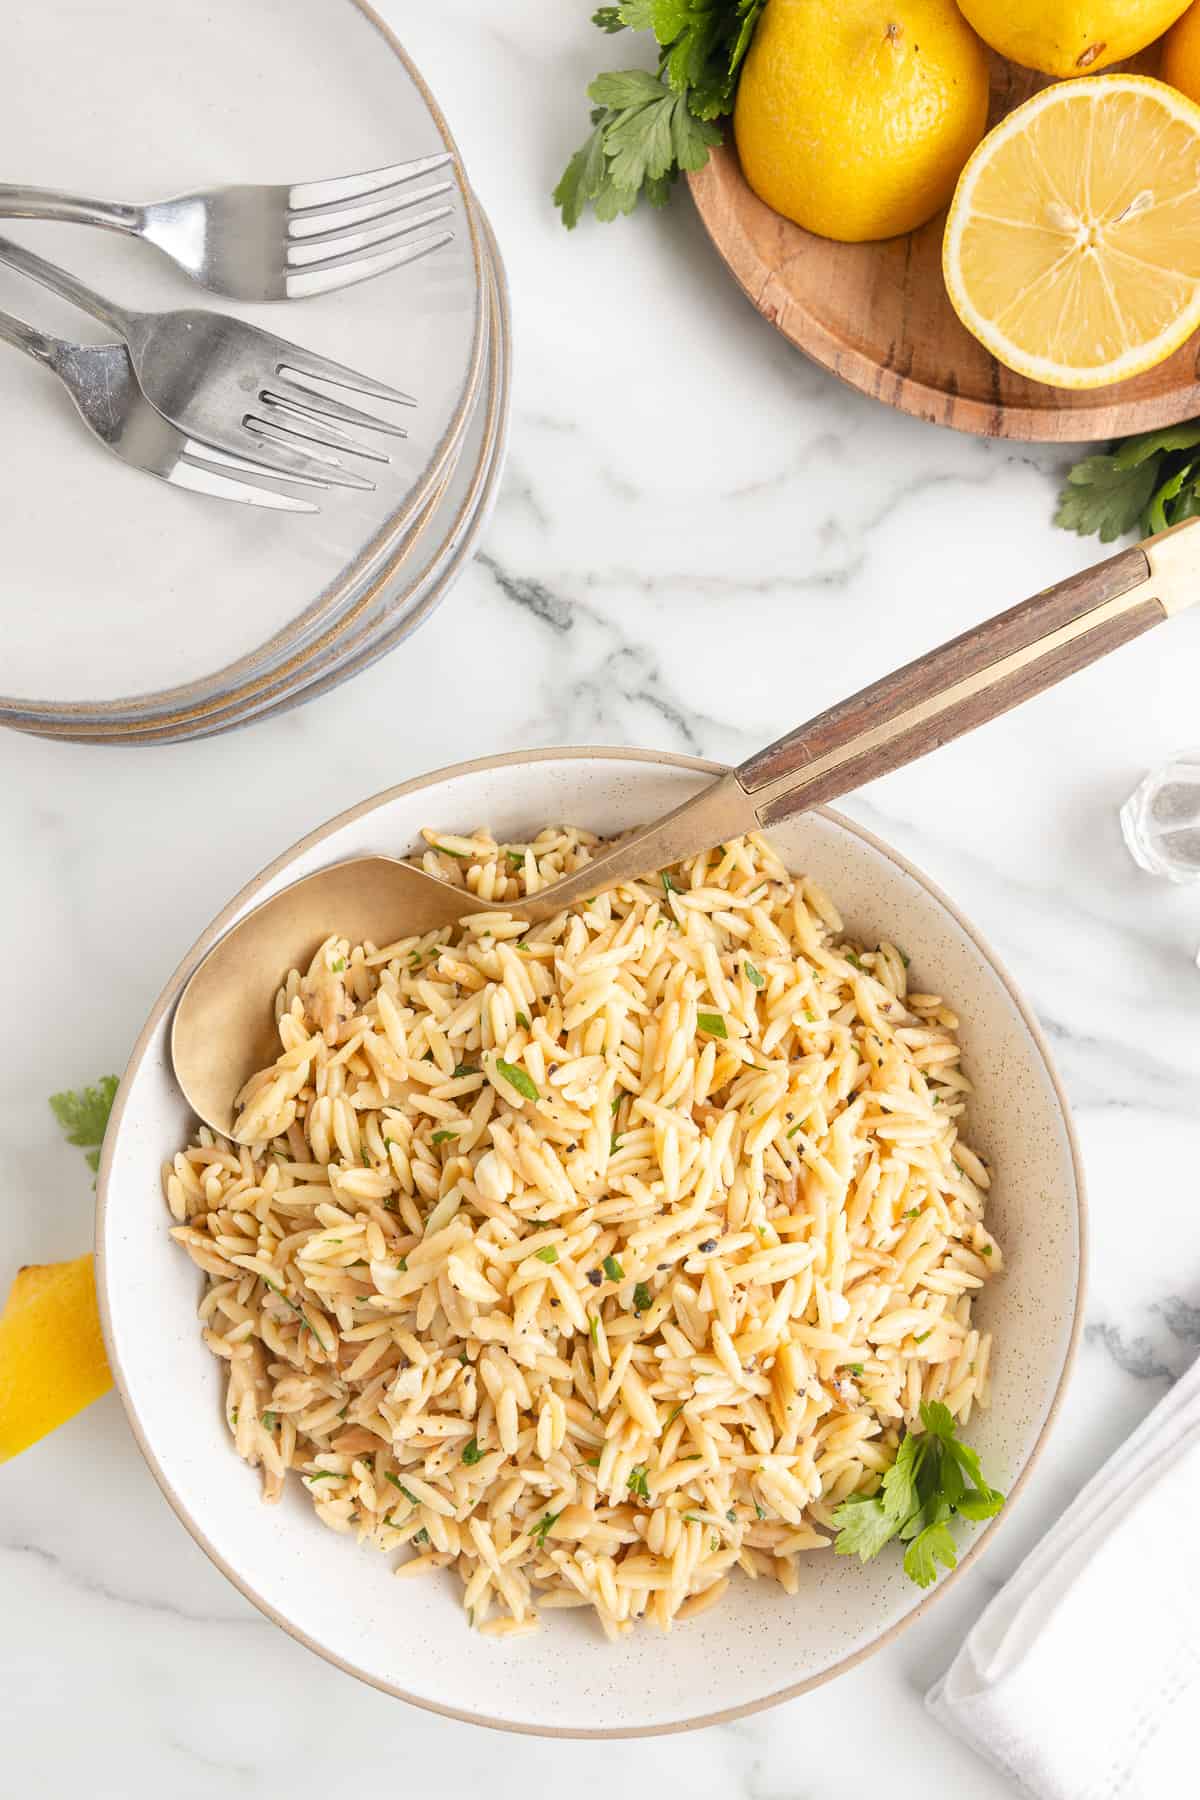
241,419 -> 378,488
283,228 -> 455,301
287,152 -> 454,213
270,345 -> 416,412
252,392 -> 391,463
287,178 -> 455,235
288,199 -> 455,254
175,449 -> 321,512
197,428 -> 348,489
264,375 -> 410,443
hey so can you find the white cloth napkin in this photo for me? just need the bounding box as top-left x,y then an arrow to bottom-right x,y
927,1350 -> 1200,1800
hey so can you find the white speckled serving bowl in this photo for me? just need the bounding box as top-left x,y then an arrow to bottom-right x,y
96,750 -> 1085,1736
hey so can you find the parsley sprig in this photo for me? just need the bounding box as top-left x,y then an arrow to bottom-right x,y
832,1401 -> 1004,1588
50,1076 -> 119,1177
555,1 -> 764,228
1056,422 -> 1200,543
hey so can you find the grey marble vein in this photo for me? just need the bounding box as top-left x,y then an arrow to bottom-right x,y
1084,1322 -> 1175,1383
162,1734 -> 258,1785
477,549 -> 732,751
3,1541 -> 265,1631
1154,1298 -> 1200,1345
477,551 -> 573,633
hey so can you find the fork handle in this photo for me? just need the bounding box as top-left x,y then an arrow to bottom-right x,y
0,304 -> 58,368
0,229 -> 133,334
0,185 -> 142,236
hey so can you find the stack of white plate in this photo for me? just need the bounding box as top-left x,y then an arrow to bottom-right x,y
0,0 -> 510,745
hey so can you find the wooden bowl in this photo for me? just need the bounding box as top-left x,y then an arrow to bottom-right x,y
688,55 -> 1200,441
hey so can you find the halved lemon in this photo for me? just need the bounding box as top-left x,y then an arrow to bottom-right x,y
943,76 -> 1200,389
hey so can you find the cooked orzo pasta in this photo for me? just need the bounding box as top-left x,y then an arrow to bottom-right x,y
164,825 -> 1001,1639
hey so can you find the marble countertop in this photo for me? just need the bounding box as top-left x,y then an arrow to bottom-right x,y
4,3 -> 1200,1793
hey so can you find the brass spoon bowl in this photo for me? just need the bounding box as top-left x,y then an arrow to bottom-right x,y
172,520 -> 1200,1139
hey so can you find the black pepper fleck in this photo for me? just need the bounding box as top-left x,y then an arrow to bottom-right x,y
698,1238 -> 718,1253
586,1268 -> 603,1287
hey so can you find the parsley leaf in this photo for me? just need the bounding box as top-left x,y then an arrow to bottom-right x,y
555,0 -> 761,228
591,65 -> 671,109
830,1494 -> 897,1562
697,1011 -> 727,1038
632,1281 -> 652,1314
940,1449 -> 966,1511
49,1076 -> 119,1175
462,1438 -> 483,1465
495,1059 -> 539,1102
627,1463 -> 650,1501
531,1511 -> 560,1546
832,1410 -> 1003,1589
744,961 -> 764,988
603,1253 -> 625,1282
957,1485 -> 1006,1521
1056,422 -> 1200,542
904,1520 -> 959,1588
919,1399 -> 957,1443
535,1245 -> 559,1264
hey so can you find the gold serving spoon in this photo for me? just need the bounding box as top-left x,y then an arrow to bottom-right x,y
173,520 -> 1200,1138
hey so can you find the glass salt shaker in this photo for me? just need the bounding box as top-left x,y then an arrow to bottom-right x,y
1120,750 -> 1200,884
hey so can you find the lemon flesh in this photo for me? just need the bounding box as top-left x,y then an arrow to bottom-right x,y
944,76 -> 1200,388
0,1254 -> 112,1460
734,0 -> 990,243
957,0 -> 1192,77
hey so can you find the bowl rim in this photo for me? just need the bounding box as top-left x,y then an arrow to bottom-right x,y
95,745 -> 1088,1736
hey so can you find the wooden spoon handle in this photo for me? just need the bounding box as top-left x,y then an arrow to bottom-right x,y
737,520 -> 1200,827
517,521 -> 1200,924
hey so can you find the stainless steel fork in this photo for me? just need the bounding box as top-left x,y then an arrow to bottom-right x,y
0,309 -> 318,511
0,231 -> 413,486
0,154 -> 457,300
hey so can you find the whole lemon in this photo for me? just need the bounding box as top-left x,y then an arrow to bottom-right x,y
956,0 -> 1191,76
733,0 -> 990,243
1164,1 -> 1200,97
